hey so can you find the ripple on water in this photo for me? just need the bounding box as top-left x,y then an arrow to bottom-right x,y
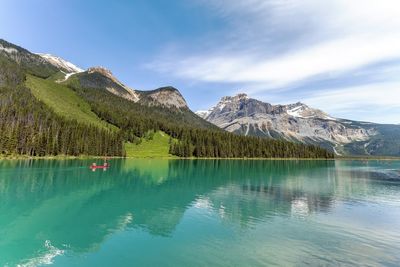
16,240 -> 64,267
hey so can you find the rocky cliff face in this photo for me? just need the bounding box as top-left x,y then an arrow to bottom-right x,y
81,67 -> 140,102
137,86 -> 188,109
196,93 -> 398,156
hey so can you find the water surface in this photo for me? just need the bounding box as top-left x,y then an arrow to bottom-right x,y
0,159 -> 400,266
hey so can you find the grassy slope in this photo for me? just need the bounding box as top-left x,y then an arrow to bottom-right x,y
46,71 -> 66,82
124,131 -> 177,158
25,75 -> 116,131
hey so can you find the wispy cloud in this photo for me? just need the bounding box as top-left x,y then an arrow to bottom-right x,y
147,0 -> 400,123
149,36 -> 400,88
302,82 -> 400,123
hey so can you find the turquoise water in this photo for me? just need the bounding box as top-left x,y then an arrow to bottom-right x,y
0,159 -> 400,266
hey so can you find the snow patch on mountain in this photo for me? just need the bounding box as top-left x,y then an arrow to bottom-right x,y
0,44 -> 18,54
38,53 -> 83,73
286,102 -> 336,120
198,93 -> 377,154
196,110 -> 212,119
64,72 -> 77,81
287,105 -> 305,118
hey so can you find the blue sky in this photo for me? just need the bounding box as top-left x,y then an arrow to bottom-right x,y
1,0 -> 400,123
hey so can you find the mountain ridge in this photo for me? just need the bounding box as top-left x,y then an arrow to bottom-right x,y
0,38 -> 334,158
0,39 -> 188,110
197,93 -> 400,156
38,53 -> 83,73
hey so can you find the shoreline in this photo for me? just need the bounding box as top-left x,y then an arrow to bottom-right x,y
1,155 -> 399,161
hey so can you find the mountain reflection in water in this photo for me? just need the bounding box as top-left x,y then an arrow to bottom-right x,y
0,159 -> 399,266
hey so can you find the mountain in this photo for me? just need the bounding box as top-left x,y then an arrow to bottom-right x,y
0,38 -> 332,159
0,39 -> 59,78
66,67 -> 141,102
0,40 -> 188,110
38,53 -> 83,73
197,93 -> 400,156
63,66 -> 188,109
137,86 -> 188,109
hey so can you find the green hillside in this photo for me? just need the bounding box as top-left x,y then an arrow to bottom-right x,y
124,131 -> 177,158
0,38 -> 333,159
26,75 -> 116,131
0,57 -> 123,156
68,84 -> 332,159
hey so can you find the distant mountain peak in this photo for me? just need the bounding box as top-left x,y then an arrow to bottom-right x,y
87,66 -> 113,77
38,53 -> 83,73
158,86 -> 178,91
196,94 -> 380,155
86,66 -> 134,90
221,93 -> 248,102
73,67 -> 188,109
138,86 -> 188,109
235,93 -> 249,99
71,66 -> 140,102
285,102 -> 335,120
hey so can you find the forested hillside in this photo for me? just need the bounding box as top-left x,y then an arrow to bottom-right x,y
67,82 -> 333,158
0,38 -> 333,159
0,57 -> 123,156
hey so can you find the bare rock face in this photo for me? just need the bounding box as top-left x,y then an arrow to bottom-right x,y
137,86 -> 188,109
88,67 -> 115,80
78,67 -> 140,102
196,93 -> 386,155
71,67 -> 188,109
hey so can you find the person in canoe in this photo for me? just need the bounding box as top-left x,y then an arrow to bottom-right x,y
90,159 -> 110,170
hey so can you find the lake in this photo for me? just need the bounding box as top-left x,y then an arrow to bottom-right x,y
0,159 -> 399,266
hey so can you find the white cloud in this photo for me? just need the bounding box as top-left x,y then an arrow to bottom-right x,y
302,83 -> 400,123
152,35 -> 400,89
148,0 -> 400,123
150,0 -> 400,88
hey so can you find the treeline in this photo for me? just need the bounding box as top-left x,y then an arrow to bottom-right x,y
72,85 -> 333,159
71,86 -> 218,140
0,58 -> 123,157
168,129 -> 332,158
0,53 -> 333,158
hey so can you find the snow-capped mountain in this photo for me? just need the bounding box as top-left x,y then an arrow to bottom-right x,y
285,102 -> 336,120
197,93 -> 400,156
38,53 -> 83,73
0,38 -> 188,110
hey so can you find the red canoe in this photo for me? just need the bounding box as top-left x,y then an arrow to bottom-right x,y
90,165 -> 110,169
